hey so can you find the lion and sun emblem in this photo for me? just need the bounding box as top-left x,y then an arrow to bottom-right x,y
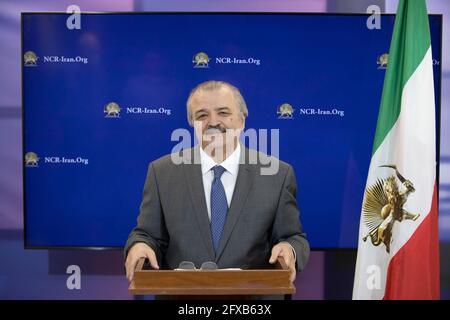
24,51 -> 38,66
362,164 -> 419,253
192,52 -> 210,68
377,53 -> 389,69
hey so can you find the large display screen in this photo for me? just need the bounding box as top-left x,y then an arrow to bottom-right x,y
22,13 -> 442,249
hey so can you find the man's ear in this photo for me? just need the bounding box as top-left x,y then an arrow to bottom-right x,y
240,115 -> 246,130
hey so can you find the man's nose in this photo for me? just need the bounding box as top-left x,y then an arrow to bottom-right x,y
208,113 -> 221,127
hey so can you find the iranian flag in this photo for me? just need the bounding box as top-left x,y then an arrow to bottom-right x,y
353,0 -> 439,300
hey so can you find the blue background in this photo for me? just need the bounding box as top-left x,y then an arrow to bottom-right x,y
23,13 -> 442,249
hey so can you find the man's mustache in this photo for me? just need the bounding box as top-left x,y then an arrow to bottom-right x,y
204,125 -> 226,135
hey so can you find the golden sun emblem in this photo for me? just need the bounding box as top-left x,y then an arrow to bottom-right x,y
362,165 -> 419,253
24,51 -> 39,66
277,103 -> 294,119
193,52 -> 210,68
25,152 -> 39,167
377,53 -> 389,69
104,102 -> 121,118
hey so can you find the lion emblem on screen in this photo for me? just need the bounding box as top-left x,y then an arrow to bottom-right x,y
277,103 -> 294,119
24,51 -> 38,66
193,52 -> 210,68
104,102 -> 121,118
25,152 -> 39,167
377,53 -> 389,69
362,165 -> 419,253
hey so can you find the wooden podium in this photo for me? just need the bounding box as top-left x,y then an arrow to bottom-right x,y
129,257 -> 295,298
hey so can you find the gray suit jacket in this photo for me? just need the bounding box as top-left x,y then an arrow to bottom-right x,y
124,145 -> 310,272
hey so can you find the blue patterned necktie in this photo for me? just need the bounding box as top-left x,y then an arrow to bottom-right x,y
210,165 -> 228,254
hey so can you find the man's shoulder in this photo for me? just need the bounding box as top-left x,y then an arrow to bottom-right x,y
245,148 -> 292,176
148,147 -> 197,170
241,148 -> 294,181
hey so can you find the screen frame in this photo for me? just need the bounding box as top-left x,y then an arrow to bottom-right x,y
21,11 -> 443,251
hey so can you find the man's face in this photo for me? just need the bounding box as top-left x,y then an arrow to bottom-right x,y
189,86 -> 244,150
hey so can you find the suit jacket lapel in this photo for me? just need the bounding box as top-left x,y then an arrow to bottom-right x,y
182,146 -> 215,260
215,146 -> 256,262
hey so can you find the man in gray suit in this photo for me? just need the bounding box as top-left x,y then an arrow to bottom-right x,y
125,80 -> 309,284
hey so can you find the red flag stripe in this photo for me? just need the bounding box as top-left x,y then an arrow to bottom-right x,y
383,183 -> 440,300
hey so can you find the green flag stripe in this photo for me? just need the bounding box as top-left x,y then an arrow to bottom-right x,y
372,0 -> 431,155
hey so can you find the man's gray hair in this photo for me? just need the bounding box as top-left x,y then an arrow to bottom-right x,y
186,80 -> 248,126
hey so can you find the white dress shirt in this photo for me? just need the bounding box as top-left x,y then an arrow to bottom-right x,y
200,143 -> 241,220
